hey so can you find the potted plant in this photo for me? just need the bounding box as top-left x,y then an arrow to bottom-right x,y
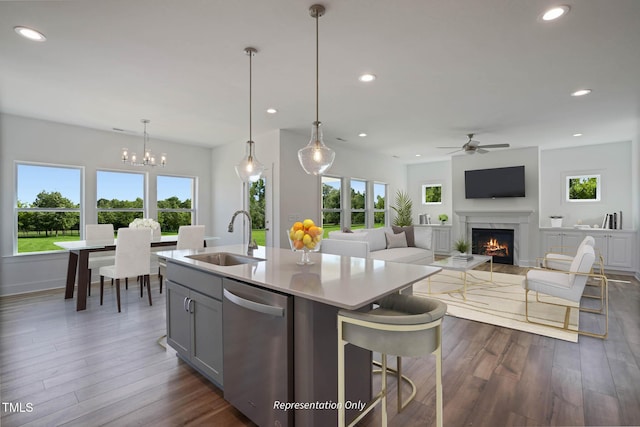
438,213 -> 448,225
391,190 -> 413,226
454,238 -> 470,254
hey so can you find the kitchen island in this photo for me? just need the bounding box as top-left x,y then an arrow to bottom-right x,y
157,244 -> 441,426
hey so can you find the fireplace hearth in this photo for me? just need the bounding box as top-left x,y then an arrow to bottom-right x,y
472,228 -> 515,265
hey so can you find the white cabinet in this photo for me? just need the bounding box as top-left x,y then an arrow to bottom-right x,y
593,232 -> 635,270
541,229 -> 636,272
416,225 -> 451,254
541,230 -> 583,254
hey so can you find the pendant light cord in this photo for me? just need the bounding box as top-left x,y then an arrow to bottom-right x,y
315,10 -> 319,124
249,49 -> 253,142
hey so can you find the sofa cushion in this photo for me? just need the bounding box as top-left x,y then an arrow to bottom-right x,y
413,226 -> 433,250
369,247 -> 432,265
329,231 -> 369,242
385,231 -> 408,249
392,225 -> 415,247
358,227 -> 388,252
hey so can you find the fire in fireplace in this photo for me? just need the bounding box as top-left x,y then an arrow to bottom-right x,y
471,228 -> 514,265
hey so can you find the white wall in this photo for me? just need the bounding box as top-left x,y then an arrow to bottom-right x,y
407,160 -> 452,224
539,141 -> 633,229
0,113 -> 213,295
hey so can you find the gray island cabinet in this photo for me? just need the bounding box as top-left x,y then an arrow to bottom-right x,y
158,244 -> 441,426
165,262 -> 224,387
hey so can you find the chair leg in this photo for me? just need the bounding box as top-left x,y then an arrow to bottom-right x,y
100,275 -> 104,305
88,268 -> 92,296
159,267 -> 163,294
146,275 -> 152,306
116,278 -> 121,313
140,276 -> 144,298
125,277 -> 128,290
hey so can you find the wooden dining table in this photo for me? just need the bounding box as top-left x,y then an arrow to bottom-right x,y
55,236 -> 179,311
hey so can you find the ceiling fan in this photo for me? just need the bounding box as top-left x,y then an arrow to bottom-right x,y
438,133 -> 510,154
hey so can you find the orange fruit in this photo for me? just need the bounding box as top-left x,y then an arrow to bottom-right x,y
293,222 -> 304,231
294,240 -> 304,250
308,226 -> 320,237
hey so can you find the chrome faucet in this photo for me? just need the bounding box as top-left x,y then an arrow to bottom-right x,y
228,210 -> 258,255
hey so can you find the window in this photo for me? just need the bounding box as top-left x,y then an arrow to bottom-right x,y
566,174 -> 601,202
321,176 -> 341,237
350,179 -> 366,230
422,183 -> 442,204
16,163 -> 82,254
157,175 -> 196,234
96,170 -> 144,229
373,182 -> 387,228
249,178 -> 266,246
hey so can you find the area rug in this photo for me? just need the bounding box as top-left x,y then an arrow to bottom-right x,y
413,270 -> 579,342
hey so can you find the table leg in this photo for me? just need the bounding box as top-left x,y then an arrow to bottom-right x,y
64,251 -> 78,299
76,250 -> 89,311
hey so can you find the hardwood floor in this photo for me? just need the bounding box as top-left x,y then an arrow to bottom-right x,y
1,268 -> 639,426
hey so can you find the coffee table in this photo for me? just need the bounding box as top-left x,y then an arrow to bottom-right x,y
428,254 -> 493,300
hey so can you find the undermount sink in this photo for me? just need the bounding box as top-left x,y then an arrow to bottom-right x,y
185,252 -> 265,266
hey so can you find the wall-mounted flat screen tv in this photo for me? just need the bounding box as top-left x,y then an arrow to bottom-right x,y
465,165 -> 525,199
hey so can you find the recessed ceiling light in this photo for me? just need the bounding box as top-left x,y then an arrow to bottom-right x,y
573,133 -> 583,137
415,154 -> 421,157
571,89 -> 592,97
358,133 -> 367,137
358,73 -> 376,82
542,5 -> 570,21
266,108 -> 277,114
14,26 -> 46,42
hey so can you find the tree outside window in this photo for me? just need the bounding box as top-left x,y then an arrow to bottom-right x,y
373,182 -> 387,228
97,170 -> 144,229
350,179 -> 366,230
157,175 -> 195,233
321,176 -> 341,237
16,163 -> 82,253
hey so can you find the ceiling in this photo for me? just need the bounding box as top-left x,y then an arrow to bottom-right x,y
1,0 -> 639,164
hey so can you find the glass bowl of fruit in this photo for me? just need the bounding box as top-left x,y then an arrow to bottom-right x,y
287,219 -> 323,265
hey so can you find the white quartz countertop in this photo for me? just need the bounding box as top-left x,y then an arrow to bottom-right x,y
156,245 -> 442,310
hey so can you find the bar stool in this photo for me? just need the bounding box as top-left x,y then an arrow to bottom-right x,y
337,294 -> 446,427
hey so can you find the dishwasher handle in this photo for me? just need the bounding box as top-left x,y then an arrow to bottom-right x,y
223,288 -> 285,318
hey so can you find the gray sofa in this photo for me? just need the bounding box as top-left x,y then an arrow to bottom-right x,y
323,226 -> 434,265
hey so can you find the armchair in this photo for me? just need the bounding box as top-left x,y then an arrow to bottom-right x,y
542,235 -> 604,274
523,244 -> 608,339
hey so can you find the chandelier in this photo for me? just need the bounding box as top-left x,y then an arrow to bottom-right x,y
235,47 -> 265,182
121,119 -> 166,167
298,4 -> 335,175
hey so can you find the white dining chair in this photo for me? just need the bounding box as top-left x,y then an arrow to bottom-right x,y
86,224 -> 115,296
99,228 -> 152,312
158,225 -> 206,292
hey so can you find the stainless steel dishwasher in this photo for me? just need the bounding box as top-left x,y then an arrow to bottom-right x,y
222,278 -> 293,427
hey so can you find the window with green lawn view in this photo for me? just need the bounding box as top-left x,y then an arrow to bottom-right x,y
321,176 -> 342,238
566,174 -> 601,202
97,170 -> 144,229
157,175 -> 196,234
249,178 -> 266,246
373,182 -> 387,228
350,179 -> 366,230
16,163 -> 82,254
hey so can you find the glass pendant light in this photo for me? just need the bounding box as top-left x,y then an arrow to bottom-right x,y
298,4 -> 335,175
235,47 -> 265,182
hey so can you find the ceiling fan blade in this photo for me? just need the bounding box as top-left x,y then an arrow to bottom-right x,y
437,146 -> 461,149
446,149 -> 462,155
468,140 -> 480,148
477,143 -> 510,149
476,148 -> 489,154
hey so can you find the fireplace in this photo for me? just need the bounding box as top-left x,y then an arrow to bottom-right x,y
472,228 -> 515,265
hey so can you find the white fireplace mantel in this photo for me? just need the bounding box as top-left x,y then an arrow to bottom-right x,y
455,210 -> 535,266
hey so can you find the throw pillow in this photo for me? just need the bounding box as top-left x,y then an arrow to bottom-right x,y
392,225 -> 415,247
385,231 -> 408,249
